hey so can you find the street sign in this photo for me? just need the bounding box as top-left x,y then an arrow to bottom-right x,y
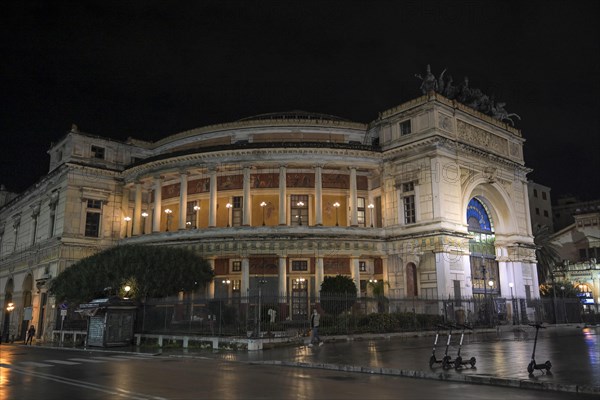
60,309 -> 67,317
60,302 -> 68,310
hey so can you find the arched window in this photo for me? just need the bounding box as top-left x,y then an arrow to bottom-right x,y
467,198 -> 499,297
406,262 -> 418,297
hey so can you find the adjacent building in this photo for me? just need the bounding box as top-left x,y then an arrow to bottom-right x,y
1,92 -> 540,341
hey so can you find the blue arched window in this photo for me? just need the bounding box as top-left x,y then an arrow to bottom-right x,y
467,198 -> 492,233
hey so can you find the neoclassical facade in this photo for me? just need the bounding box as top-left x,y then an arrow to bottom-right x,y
0,92 -> 540,340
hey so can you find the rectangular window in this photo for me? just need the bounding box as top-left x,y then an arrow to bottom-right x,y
525,285 -> 531,305
291,260 -> 308,271
357,197 -> 366,227
453,280 -> 462,306
359,261 -> 367,272
231,260 -> 241,272
533,189 -> 538,198
542,191 -> 547,200
403,195 -> 416,224
402,182 -> 414,192
186,201 -> 198,228
579,248 -> 587,261
400,120 -> 411,135
290,194 -> 308,226
84,199 -> 102,237
49,206 -> 57,237
91,145 -> 105,159
543,210 -> 549,217
535,207 -> 540,215
232,196 -> 243,227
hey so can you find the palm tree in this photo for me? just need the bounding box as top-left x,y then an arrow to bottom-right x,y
533,225 -> 562,284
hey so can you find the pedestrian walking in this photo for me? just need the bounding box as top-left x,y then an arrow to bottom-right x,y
309,309 -> 323,347
26,325 -> 35,345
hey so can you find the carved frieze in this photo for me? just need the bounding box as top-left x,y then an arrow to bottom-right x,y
456,120 -> 508,156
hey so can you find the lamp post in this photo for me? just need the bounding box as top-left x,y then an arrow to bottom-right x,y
164,208 -> 172,231
260,201 -> 267,226
561,285 -> 567,323
124,285 -> 131,299
226,203 -> 232,227
141,212 -> 148,234
5,302 -> 14,342
297,201 -> 304,226
123,216 -> 131,237
368,203 -> 374,227
509,282 -> 517,325
193,205 -> 200,229
333,202 -> 340,226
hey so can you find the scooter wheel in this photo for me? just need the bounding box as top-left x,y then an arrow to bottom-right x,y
545,361 -> 552,371
429,355 -> 436,368
454,356 -> 462,369
442,356 -> 451,370
527,362 -> 534,374
470,357 -> 476,367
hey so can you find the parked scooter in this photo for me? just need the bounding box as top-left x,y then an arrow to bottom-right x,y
429,325 -> 448,368
441,325 -> 455,370
527,323 -> 552,375
451,323 -> 476,369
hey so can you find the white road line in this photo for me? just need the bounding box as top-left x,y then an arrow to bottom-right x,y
111,355 -> 154,360
7,365 -> 168,399
67,358 -> 106,363
45,359 -> 81,365
19,361 -> 55,367
92,356 -> 129,361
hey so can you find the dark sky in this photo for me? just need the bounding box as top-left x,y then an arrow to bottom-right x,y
1,1 -> 599,201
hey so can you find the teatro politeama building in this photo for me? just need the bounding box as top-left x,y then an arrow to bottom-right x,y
1,84 -> 540,341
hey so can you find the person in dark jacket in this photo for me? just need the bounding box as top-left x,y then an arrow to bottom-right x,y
309,309 -> 322,346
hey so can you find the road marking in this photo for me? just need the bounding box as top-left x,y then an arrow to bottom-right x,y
91,356 -> 129,361
67,358 -> 106,363
45,359 -> 81,365
5,365 -> 169,400
111,355 -> 154,360
19,361 -> 55,367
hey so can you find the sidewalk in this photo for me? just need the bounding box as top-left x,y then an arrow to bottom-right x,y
25,323 -> 600,395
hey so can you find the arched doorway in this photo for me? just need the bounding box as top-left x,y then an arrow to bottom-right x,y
21,274 -> 34,341
406,263 -> 418,297
467,198 -> 500,299
2,279 -> 14,342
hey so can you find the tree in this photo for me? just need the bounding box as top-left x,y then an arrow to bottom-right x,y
368,280 -> 390,313
319,275 -> 357,315
50,245 -> 214,304
539,281 -> 579,298
533,225 -> 562,284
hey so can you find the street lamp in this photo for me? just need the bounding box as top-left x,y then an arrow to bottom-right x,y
297,201 -> 304,226
509,282 -> 517,325
123,216 -> 131,237
193,204 -> 200,229
141,212 -> 148,234
333,202 -> 340,226
368,203 -> 374,227
226,203 -> 232,227
260,201 -> 267,226
123,285 -> 131,299
6,302 -> 14,312
561,285 -> 567,323
164,208 -> 173,231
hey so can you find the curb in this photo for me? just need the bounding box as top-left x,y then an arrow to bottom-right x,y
249,360 -> 600,396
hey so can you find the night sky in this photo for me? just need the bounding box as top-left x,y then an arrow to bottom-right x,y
1,1 -> 599,201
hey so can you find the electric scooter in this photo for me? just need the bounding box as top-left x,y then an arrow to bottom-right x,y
452,323 -> 476,369
527,323 -> 552,374
441,324 -> 455,370
429,325 -> 448,368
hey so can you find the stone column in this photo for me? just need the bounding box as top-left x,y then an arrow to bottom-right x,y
207,258 -> 215,299
121,186 -> 130,238
278,165 -> 287,225
381,256 -> 389,298
243,167 -> 251,226
178,172 -> 188,230
315,256 -> 324,300
351,256 -> 361,298
278,256 -> 287,299
241,257 -> 250,303
349,167 -> 358,226
133,182 -> 142,236
152,176 -> 162,232
315,165 -> 323,226
209,168 -> 217,228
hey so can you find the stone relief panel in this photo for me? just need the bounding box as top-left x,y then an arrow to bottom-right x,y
286,173 -> 315,188
251,173 -> 279,188
188,178 -> 210,194
218,174 -> 243,191
323,173 -> 349,189
456,120 -> 508,156
438,113 -> 453,132
162,183 -> 180,199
